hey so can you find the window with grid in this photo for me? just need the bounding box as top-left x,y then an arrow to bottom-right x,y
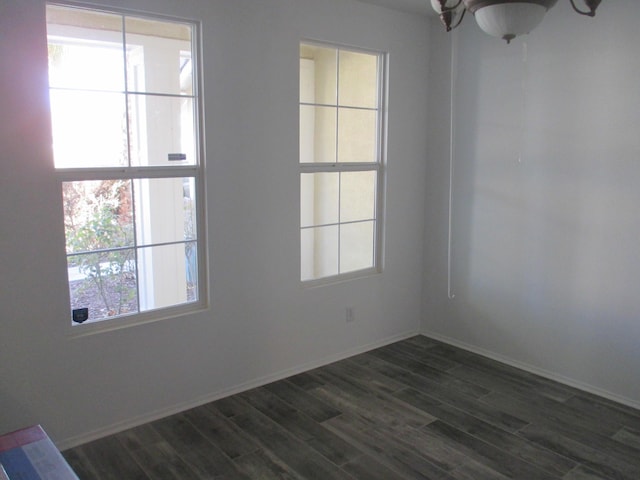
300,43 -> 384,282
47,3 -> 205,327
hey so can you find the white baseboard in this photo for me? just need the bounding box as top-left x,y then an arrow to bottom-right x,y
57,329 -> 419,450
421,329 -> 640,412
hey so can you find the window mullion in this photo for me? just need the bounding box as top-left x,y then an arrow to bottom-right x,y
336,46 -> 342,275
56,165 -> 199,182
299,162 -> 379,174
334,48 -> 340,166
300,101 -> 376,110
337,169 -> 342,275
129,177 -> 142,318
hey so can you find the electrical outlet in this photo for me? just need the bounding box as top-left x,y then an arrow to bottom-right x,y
346,307 -> 355,323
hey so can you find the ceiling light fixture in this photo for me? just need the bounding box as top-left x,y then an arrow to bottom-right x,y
431,0 -> 601,43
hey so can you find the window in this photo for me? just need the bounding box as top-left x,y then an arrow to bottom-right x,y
300,43 -> 384,282
47,4 -> 205,327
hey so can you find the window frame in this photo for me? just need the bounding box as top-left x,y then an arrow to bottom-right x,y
47,2 -> 209,336
299,40 -> 387,285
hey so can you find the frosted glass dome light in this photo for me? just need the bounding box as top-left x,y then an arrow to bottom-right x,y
473,3 -> 550,43
431,0 -> 601,44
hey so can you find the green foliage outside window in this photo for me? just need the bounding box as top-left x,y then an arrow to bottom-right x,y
64,180 -> 137,317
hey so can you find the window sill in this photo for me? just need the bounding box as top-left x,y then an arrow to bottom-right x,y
65,300 -> 209,338
301,267 -> 381,289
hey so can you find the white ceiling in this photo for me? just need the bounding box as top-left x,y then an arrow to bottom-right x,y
356,0 -> 435,15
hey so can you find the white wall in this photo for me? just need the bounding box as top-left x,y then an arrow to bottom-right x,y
423,0 -> 640,407
0,0 -> 430,447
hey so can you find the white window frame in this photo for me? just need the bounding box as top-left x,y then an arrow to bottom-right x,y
299,41 -> 387,285
47,3 -> 208,335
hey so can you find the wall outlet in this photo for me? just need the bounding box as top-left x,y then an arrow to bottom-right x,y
346,307 -> 355,323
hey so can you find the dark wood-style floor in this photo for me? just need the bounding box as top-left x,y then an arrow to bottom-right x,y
63,335 -> 640,479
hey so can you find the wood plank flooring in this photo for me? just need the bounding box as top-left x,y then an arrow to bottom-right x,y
63,335 -> 640,479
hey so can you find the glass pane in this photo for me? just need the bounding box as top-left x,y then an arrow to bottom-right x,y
300,57 -> 315,104
182,178 -> 198,241
184,241 -> 198,299
340,171 -> 377,223
68,249 -> 138,321
300,44 -> 337,105
50,90 -> 128,168
301,173 -> 339,228
134,177 -> 196,246
337,108 -> 377,163
129,94 -> 196,166
138,243 -> 195,311
301,226 -> 339,281
340,221 -> 375,274
338,50 -> 378,108
125,17 -> 193,96
63,180 -> 134,255
301,228 -> 314,282
47,6 -> 125,91
300,105 -> 336,163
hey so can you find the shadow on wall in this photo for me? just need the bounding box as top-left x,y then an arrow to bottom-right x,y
449,7 -> 640,325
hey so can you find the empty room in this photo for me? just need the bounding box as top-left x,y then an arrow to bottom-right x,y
1,0 -> 639,478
